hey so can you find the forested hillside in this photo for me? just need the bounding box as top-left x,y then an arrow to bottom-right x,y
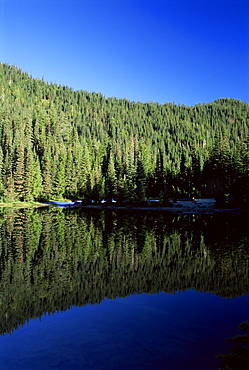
0,63 -> 248,204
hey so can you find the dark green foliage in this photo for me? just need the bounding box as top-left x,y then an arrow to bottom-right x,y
0,63 -> 249,202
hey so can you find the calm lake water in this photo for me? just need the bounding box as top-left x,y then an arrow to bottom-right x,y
0,207 -> 248,369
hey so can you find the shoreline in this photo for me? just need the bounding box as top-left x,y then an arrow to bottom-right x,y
0,202 -> 49,208
60,203 -> 244,214
0,201 -> 246,214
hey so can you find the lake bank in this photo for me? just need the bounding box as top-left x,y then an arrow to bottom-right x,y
44,201 -> 246,214
0,202 -> 49,208
0,200 -> 247,214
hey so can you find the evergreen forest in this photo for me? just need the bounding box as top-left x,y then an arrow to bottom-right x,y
0,63 -> 249,204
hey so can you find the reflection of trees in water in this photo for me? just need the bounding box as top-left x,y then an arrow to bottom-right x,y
216,321 -> 249,369
0,208 -> 248,335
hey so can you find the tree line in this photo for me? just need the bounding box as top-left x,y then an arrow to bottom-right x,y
0,63 -> 249,204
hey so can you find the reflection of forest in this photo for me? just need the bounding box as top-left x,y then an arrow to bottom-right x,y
0,208 -> 248,335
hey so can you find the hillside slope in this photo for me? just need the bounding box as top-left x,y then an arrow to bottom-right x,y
0,63 -> 248,203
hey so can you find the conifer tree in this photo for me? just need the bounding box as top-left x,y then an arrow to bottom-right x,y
0,63 -> 248,202
105,153 -> 117,199
136,158 -> 147,202
41,149 -> 52,199
13,144 -> 25,200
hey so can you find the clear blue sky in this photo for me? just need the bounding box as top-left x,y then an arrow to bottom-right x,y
1,0 -> 248,106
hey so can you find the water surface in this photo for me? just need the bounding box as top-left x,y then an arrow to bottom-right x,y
0,208 -> 248,369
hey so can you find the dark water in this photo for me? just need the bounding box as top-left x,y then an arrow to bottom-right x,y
0,207 -> 248,369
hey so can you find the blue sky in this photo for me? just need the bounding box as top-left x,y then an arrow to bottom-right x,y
1,0 -> 248,106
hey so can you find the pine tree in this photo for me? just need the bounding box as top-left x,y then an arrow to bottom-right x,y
53,151 -> 66,199
41,149 -> 52,200
13,144 -> 25,200
0,146 -> 4,200
105,153 -> 117,199
136,158 -> 147,202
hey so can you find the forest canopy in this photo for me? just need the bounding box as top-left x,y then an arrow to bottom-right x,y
0,62 -> 249,203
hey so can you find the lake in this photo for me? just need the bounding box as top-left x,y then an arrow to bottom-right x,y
0,207 -> 248,369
